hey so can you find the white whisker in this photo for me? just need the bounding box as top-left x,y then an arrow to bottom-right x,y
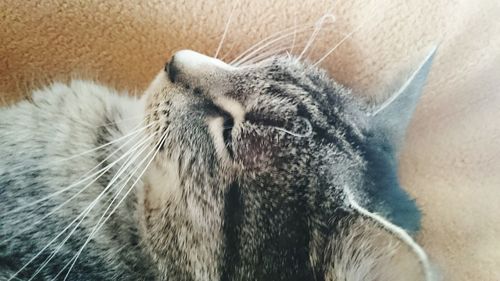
15,132 -> 154,280
60,132 -> 168,281
5,120 -> 153,176
238,42 -> 311,66
290,16 -> 298,55
219,42 -> 237,62
1,133 -> 153,245
232,25 -> 324,66
1,122 -> 156,217
296,13 -> 336,61
73,113 -> 146,130
273,117 -> 313,138
234,15 -> 339,67
229,22 -> 316,65
214,0 -> 238,59
7,202 -> 88,280
312,15 -> 374,67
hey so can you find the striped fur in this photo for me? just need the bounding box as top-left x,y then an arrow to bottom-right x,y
0,51 -> 434,280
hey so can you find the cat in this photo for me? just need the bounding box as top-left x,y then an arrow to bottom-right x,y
0,48 -> 437,281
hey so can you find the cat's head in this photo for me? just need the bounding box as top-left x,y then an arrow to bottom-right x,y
140,49 -> 437,281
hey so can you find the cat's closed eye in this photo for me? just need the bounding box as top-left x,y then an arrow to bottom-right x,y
210,104 -> 235,157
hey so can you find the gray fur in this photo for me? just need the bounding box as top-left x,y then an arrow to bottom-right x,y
0,51 -> 435,280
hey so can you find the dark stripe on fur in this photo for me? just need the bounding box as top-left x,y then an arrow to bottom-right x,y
220,181 -> 244,281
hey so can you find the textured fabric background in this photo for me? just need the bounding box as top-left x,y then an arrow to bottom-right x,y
1,0 -> 499,280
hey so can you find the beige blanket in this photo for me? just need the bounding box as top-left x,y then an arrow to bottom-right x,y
1,0 -> 499,280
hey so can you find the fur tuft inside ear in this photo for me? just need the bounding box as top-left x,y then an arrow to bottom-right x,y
322,211 -> 436,281
369,46 -> 437,151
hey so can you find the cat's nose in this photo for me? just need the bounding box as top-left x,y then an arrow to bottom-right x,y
164,50 -> 234,84
165,56 -> 180,83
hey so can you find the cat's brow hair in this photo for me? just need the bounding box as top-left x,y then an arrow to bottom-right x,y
234,28 -> 333,67
222,3 -> 339,65
225,3 -> 377,69
296,14 -> 337,61
230,22 -> 335,66
214,0 -> 239,59
313,13 -> 376,67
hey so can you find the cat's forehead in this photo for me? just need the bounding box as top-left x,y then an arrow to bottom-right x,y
223,56 -> 339,114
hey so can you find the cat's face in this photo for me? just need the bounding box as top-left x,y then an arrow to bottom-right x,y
140,50 -> 434,281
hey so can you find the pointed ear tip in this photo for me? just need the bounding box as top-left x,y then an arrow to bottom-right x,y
417,45 -> 439,78
367,45 -> 439,118
428,44 -> 439,55
423,44 -> 439,65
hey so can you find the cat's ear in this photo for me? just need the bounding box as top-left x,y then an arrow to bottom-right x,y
322,206 -> 435,281
368,47 -> 437,151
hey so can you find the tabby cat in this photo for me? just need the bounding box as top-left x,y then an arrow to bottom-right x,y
0,48 -> 437,280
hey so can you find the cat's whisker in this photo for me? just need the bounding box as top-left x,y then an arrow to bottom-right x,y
235,38 -> 298,66
227,6 -> 335,64
272,117 -> 313,138
100,113 -> 147,127
6,190 -> 104,281
1,133 -> 154,244
242,16 -> 362,68
0,131 -> 149,229
7,210 -> 84,281
312,15 -> 374,67
238,41 -> 311,66
214,0 -> 238,59
230,21 -> 323,65
60,131 -> 168,281
30,147 -> 152,281
1,123 -> 155,217
290,16 -> 298,55
12,132 -> 157,281
45,189 -> 120,281
238,48 -> 292,66
219,40 -> 238,62
229,24 -> 300,64
232,25 -> 327,66
71,113 -> 147,130
5,132 -> 156,281
4,120 -> 155,176
296,13 -> 336,61
235,16 -> 339,67
238,34 -> 335,66
18,102 -> 146,131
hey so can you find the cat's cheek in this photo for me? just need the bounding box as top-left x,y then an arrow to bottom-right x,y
139,158 -> 183,215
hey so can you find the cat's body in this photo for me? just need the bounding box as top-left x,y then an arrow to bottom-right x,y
0,50 -> 436,280
0,82 -> 156,280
